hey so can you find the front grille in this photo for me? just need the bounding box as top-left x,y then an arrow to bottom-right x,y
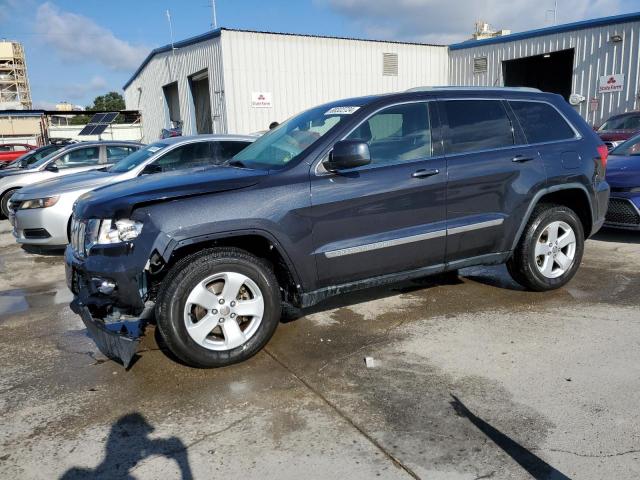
606,198 -> 640,226
70,218 -> 87,257
24,228 -> 51,239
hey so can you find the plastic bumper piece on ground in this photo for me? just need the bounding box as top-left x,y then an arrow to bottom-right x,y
71,300 -> 143,369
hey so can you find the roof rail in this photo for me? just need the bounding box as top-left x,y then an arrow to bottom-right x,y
406,86 -> 542,93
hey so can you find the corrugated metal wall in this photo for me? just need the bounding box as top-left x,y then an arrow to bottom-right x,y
221,31 -> 449,134
124,37 -> 225,143
449,19 -> 640,126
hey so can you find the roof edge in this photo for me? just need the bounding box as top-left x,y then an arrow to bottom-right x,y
122,27 -> 445,91
450,11 -> 640,51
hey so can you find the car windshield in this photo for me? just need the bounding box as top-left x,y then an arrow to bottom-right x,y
29,147 -> 70,169
231,103 -> 363,169
15,145 -> 61,168
599,115 -> 640,131
108,143 -> 167,173
611,135 -> 640,156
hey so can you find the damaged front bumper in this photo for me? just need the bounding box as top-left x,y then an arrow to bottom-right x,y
65,244 -> 151,368
70,300 -> 144,368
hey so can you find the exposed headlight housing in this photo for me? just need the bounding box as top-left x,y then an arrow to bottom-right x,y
85,218 -> 143,249
19,196 -> 59,210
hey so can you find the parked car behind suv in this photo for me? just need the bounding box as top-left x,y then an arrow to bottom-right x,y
597,111 -> 640,150
66,88 -> 610,368
0,141 -> 74,171
604,133 -> 640,230
0,141 -> 143,218
0,143 -> 36,163
9,135 -> 254,247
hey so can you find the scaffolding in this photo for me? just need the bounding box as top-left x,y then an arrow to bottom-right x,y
0,41 -> 32,110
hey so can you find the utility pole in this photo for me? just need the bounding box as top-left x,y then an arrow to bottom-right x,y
554,0 -> 558,25
211,0 -> 218,29
166,10 -> 176,50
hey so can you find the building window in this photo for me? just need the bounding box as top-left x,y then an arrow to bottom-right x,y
383,53 -> 399,76
162,82 -> 182,129
473,57 -> 488,74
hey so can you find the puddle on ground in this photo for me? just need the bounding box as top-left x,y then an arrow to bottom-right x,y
0,284 -> 73,317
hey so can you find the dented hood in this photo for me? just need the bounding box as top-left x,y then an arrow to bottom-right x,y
74,165 -> 267,219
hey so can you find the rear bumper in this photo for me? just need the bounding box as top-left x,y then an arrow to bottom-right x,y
70,300 -> 143,368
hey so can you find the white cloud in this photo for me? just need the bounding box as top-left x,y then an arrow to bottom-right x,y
61,75 -> 109,101
320,0 -> 623,44
34,2 -> 148,71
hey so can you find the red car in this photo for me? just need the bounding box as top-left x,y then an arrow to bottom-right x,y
597,111 -> 640,150
0,143 -> 36,163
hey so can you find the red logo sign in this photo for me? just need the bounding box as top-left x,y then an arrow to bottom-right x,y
607,76 -> 617,84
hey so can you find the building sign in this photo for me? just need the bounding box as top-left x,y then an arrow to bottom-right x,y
251,92 -> 272,108
598,74 -> 625,94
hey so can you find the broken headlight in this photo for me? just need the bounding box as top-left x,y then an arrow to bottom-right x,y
86,218 -> 143,247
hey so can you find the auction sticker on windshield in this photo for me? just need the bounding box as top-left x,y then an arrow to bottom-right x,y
148,146 -> 163,153
325,106 -> 360,115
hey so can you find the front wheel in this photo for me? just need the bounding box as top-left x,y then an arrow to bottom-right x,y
156,248 -> 282,368
0,188 -> 18,219
507,204 -> 584,291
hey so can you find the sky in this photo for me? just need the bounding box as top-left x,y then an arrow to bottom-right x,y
0,0 -> 638,109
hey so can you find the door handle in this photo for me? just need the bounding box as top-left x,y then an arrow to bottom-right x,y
512,155 -> 535,163
412,168 -> 440,178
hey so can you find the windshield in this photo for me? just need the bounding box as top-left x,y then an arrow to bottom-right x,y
108,143 -> 168,173
611,135 -> 640,156
29,146 -> 70,169
15,144 -> 61,168
599,115 -> 640,131
232,103 -> 362,169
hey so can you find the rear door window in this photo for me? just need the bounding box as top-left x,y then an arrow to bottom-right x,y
215,141 -> 251,161
107,146 -> 137,162
442,100 -> 514,155
509,101 -> 576,144
154,142 -> 216,172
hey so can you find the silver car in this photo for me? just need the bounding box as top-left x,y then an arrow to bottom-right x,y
10,135 -> 255,248
0,141 -> 142,218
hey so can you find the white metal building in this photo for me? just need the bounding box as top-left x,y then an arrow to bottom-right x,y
449,12 -> 640,126
123,29 -> 448,141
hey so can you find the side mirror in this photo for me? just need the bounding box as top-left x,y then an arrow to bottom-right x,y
141,163 -> 163,175
323,140 -> 371,172
45,163 -> 59,172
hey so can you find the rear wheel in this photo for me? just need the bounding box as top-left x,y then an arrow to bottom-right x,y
156,248 -> 281,368
0,188 -> 19,219
507,204 -> 584,291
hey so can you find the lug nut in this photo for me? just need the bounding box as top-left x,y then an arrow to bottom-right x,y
230,313 -> 236,318
219,299 -> 224,305
212,309 -> 218,314
219,318 -> 225,323
230,301 -> 236,307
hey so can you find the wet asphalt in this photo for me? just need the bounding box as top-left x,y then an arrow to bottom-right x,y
0,221 -> 639,480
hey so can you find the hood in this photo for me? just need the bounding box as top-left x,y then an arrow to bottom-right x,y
74,165 -> 268,219
14,169 -> 115,199
606,154 -> 640,188
0,166 -> 37,179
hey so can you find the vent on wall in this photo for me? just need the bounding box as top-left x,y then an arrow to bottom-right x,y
473,57 -> 488,74
383,53 -> 399,76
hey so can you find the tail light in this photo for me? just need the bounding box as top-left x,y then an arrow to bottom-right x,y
597,144 -> 608,169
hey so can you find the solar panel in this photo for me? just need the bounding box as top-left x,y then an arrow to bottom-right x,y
78,112 -> 119,136
102,112 -> 119,123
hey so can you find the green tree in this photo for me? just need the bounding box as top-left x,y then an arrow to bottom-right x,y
70,91 -> 126,125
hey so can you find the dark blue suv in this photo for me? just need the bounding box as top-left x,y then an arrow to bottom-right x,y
66,88 -> 610,368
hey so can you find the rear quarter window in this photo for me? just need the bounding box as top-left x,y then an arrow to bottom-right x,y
442,100 -> 514,155
509,101 -> 576,144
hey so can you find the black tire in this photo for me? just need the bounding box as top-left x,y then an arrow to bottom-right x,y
507,203 -> 584,292
155,247 -> 281,368
0,188 -> 18,219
